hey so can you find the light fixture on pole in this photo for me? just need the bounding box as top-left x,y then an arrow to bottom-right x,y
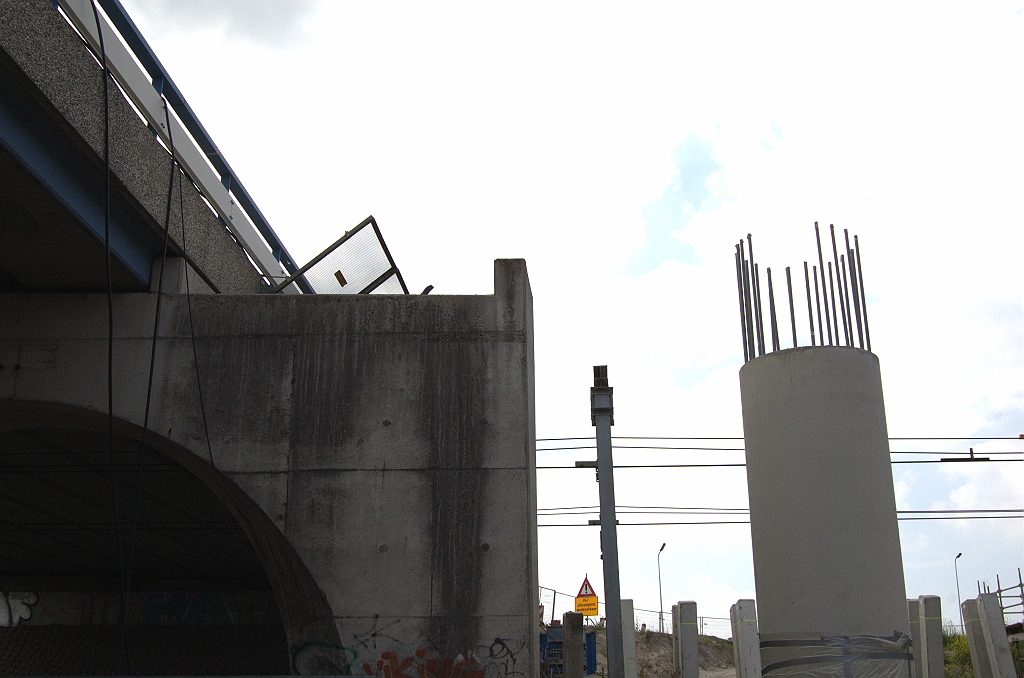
658,542 -> 667,633
954,552 -> 964,634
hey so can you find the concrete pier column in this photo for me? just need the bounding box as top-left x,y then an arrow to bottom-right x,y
917,596 -> 943,678
977,594 -> 1015,678
739,348 -> 909,643
677,601 -> 698,678
730,600 -> 761,678
962,599 -> 994,678
907,599 -> 922,678
562,612 -> 585,678
621,600 -> 637,678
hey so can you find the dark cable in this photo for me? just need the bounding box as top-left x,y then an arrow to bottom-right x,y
121,98 -> 176,650
177,166 -> 264,590
88,2 -> 128,672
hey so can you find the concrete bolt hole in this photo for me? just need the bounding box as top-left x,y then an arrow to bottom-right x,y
481,543 -> 490,552
382,420 -> 391,427
379,544 -> 388,553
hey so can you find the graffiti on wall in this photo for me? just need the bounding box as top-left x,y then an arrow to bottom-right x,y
290,639 -> 524,678
0,592 -> 39,627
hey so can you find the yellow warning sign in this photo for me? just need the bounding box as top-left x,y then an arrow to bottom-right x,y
575,595 -> 599,615
575,576 -> 598,615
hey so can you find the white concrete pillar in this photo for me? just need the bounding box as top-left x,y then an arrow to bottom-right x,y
962,599 -> 994,678
730,604 -> 741,678
977,593 -> 1015,678
739,348 -> 909,641
672,603 -> 681,674
677,601 -> 699,678
907,599 -> 922,678
730,599 -> 761,678
621,599 -> 638,678
917,596 -> 943,678
563,611 -> 585,678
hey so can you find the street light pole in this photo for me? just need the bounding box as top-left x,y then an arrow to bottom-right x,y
658,543 -> 666,633
955,552 -> 964,634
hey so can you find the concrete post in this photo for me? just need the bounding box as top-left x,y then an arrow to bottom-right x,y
907,599 -> 922,678
672,603 -> 681,674
976,593 -> 1015,678
962,599 -> 994,678
730,604 -> 741,678
621,600 -> 637,678
591,366 -> 624,678
563,611 -> 585,678
730,600 -> 761,678
678,601 -> 698,678
917,596 -> 943,678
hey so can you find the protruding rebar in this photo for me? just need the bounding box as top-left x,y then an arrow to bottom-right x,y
740,240 -> 756,360
840,253 -> 853,348
814,223 -> 833,345
813,265 -> 824,346
767,267 -> 780,352
742,255 -> 756,360
828,261 -> 839,342
855,235 -> 871,352
845,229 -> 864,349
731,227 -> 874,358
829,224 -> 849,346
803,262 -> 815,346
848,247 -> 863,348
734,247 -> 749,362
749,235 -> 766,356
786,266 -> 797,348
754,263 -> 766,356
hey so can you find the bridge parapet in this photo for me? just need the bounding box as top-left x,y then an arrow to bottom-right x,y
0,0 -> 266,293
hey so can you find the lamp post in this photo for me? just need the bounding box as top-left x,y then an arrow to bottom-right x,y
658,542 -> 667,633
955,552 -> 964,634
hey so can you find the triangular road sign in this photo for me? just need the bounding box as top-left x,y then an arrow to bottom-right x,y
577,576 -> 596,598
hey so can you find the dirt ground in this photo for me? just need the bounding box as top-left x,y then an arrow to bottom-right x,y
592,628 -> 734,678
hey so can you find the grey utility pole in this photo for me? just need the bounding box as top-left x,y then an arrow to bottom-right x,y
592,365 -> 624,678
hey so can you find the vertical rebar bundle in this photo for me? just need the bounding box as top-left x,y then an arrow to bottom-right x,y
733,226 -> 873,362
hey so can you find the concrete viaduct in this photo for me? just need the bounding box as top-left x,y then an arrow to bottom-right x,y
0,1 -> 539,674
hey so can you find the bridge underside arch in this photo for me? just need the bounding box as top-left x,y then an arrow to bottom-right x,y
0,401 -> 333,675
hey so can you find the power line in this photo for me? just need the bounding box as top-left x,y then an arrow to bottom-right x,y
537,436 -> 1022,442
537,508 -> 1021,515
537,459 -> 1022,469
539,515 -> 1022,527
537,446 -> 1022,454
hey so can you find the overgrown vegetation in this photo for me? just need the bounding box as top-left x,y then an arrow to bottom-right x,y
942,630 -> 972,678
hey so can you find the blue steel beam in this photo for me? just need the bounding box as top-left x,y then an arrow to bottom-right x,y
0,64 -> 156,286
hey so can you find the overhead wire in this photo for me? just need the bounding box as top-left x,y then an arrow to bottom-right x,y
177,160 -> 265,594
121,97 -> 176,662
88,1 -> 128,672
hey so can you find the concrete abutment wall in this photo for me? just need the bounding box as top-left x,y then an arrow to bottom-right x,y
0,259 -> 539,676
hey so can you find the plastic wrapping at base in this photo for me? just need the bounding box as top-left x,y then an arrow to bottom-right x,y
760,634 -> 913,678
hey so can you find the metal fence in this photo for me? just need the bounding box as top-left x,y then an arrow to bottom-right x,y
539,587 -> 732,639
269,216 -> 409,295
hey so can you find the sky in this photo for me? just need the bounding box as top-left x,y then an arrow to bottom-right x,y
117,0 -> 1023,627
